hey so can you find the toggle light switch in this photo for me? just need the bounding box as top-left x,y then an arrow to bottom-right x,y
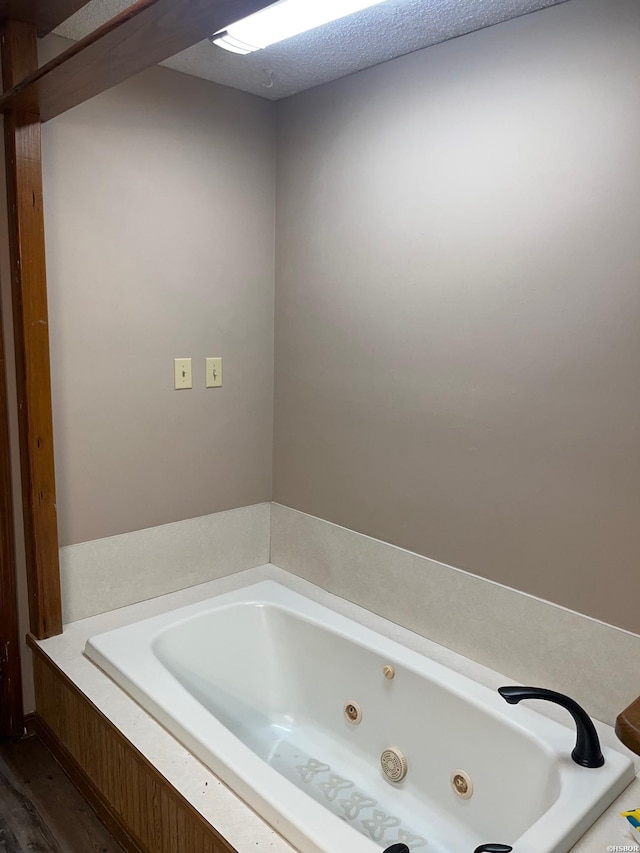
174,358 -> 192,390
206,357 -> 222,388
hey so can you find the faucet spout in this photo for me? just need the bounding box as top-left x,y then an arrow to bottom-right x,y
474,846 -> 513,853
498,686 -> 604,768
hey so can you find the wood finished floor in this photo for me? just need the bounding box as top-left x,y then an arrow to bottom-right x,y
0,734 -> 124,853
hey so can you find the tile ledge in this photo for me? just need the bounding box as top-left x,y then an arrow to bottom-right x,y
271,503 -> 640,641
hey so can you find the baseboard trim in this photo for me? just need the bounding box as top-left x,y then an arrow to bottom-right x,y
28,637 -> 237,853
23,711 -> 37,736
34,712 -> 145,853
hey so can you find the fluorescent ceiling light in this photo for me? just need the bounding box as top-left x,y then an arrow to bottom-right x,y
211,0 -> 388,55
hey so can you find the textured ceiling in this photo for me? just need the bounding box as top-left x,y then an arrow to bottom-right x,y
54,0 -> 570,100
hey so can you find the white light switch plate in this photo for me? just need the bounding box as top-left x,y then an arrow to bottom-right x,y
206,357 -> 222,388
174,358 -> 192,390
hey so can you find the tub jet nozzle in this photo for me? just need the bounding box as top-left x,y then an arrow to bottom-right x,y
380,747 -> 407,782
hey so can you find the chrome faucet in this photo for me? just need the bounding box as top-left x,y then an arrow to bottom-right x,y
498,686 -> 605,768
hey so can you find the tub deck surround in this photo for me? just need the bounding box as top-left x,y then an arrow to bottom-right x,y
34,566 -> 640,853
83,580 -> 634,853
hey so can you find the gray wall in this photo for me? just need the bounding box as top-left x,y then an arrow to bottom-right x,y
41,37 -> 276,546
273,0 -> 640,633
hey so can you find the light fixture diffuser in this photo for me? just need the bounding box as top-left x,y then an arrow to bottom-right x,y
211,0 -> 388,55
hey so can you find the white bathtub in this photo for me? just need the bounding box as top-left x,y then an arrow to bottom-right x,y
85,580 -> 634,853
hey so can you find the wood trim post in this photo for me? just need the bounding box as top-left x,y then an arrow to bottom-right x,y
0,270 -> 22,736
616,696 -> 640,757
1,20 -> 61,639
0,2 -> 94,38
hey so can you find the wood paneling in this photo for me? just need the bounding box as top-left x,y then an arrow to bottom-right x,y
0,1 -> 92,38
616,696 -> 640,757
0,733 -> 124,851
31,643 -> 238,853
1,20 -> 62,639
0,235 -> 22,736
0,0 -> 274,122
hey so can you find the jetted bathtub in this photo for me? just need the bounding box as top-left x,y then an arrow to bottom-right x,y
85,581 -> 634,853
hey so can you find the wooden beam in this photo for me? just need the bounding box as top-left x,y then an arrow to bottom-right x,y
2,20 -> 62,640
0,0 -> 274,122
0,1 -> 93,38
0,276 -> 23,737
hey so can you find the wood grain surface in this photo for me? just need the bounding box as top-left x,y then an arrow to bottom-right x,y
31,641 -> 239,853
0,733 -> 124,852
0,0 -> 274,121
1,20 -> 62,639
0,217 -> 22,734
616,696 -> 640,757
